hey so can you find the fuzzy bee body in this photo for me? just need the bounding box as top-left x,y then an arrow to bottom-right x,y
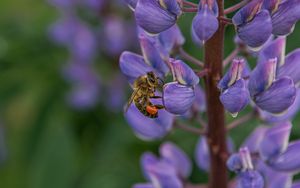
125,72 -> 164,118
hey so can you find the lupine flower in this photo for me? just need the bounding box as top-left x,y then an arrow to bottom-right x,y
196,136 -> 234,172
135,0 -> 182,34
192,0 -> 219,43
227,147 -> 264,188
158,24 -> 185,54
233,0 -> 300,48
218,58 -> 250,115
134,142 -> 192,188
259,121 -> 292,161
242,126 -> 268,153
267,140 -> 300,173
277,49 -> 300,85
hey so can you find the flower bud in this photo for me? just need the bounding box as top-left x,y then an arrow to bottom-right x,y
141,152 -> 159,180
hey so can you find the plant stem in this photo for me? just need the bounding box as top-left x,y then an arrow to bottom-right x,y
182,0 -> 198,8
224,0 -> 250,15
226,111 -> 256,131
174,121 -> 206,135
223,47 -> 240,67
204,0 -> 228,187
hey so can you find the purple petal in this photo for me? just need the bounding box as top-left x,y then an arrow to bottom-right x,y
192,4 -> 219,42
191,25 -> 203,47
263,0 -> 281,13
141,152 -> 160,181
159,0 -> 182,16
160,142 -> 191,178
254,77 -> 296,114
277,49 -> 300,84
147,161 -> 183,188
163,82 -> 195,115
125,0 -> 138,10
248,58 -> 277,97
237,171 -> 264,188
139,34 -> 169,77
259,89 -> 300,123
220,79 -> 250,115
133,183 -> 154,188
119,51 -> 154,83
135,0 -> 178,34
268,140 -> 300,173
227,153 -> 243,172
158,24 -> 185,54
236,10 -> 272,48
125,104 -> 174,140
193,85 -> 206,112
272,0 -> 300,36
170,59 -> 199,86
259,122 -> 292,161
242,126 -> 268,153
258,36 -> 286,66
218,58 -> 250,91
232,0 -> 264,26
292,181 -> 300,188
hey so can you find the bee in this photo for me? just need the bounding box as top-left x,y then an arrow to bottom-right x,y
125,71 -> 164,118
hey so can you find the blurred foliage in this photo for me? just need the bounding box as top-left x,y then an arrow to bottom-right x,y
0,0 -> 300,188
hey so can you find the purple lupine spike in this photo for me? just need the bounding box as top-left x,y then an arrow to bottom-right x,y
235,10 -> 272,49
232,0 -> 264,26
258,36 -> 286,66
248,58 -> 277,97
254,77 -> 296,114
259,89 -> 300,123
135,0 -> 181,34
163,82 -> 196,115
147,161 -> 183,188
262,0 -> 281,14
220,79 -> 250,116
242,126 -> 268,153
277,49 -> 300,84
160,142 -> 192,178
259,121 -> 292,161
196,136 -> 234,172
218,58 -> 250,91
268,140 -> 300,173
139,34 -> 169,77
125,104 -> 174,140
158,24 -> 185,54
271,0 -> 300,36
133,183 -> 154,188
170,59 -> 199,86
119,51 -> 154,84
141,152 -> 160,181
192,3 -> 219,43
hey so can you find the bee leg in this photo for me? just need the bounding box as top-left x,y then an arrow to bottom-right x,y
153,104 -> 165,109
150,96 -> 162,99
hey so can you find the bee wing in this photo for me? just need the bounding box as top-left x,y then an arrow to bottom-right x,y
124,87 -> 141,113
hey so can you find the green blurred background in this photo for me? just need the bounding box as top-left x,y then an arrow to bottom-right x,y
0,0 -> 300,187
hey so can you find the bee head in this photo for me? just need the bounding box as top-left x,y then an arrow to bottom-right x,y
146,72 -> 158,86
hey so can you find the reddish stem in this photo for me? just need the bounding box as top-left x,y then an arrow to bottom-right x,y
204,0 -> 228,187
182,0 -> 198,8
182,7 -> 198,12
224,0 -> 250,15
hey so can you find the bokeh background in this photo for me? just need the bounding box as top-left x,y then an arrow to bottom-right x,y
0,0 -> 300,187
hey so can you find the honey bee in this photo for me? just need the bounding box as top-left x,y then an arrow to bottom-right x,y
125,71 -> 164,118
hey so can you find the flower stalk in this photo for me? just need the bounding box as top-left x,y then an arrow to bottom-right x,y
204,0 -> 228,187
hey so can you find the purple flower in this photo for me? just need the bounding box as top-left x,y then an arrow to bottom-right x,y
170,59 -> 199,86
125,104 -> 174,140
163,82 -> 195,115
124,0 -> 138,10
233,0 -> 272,49
158,24 -> 185,54
135,142 -> 192,188
192,1 -> 219,43
270,0 -> 300,36
135,0 -> 181,34
242,126 -> 268,153
277,49 -> 300,85
220,79 -> 250,115
267,140 -> 300,173
259,121 -> 292,161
